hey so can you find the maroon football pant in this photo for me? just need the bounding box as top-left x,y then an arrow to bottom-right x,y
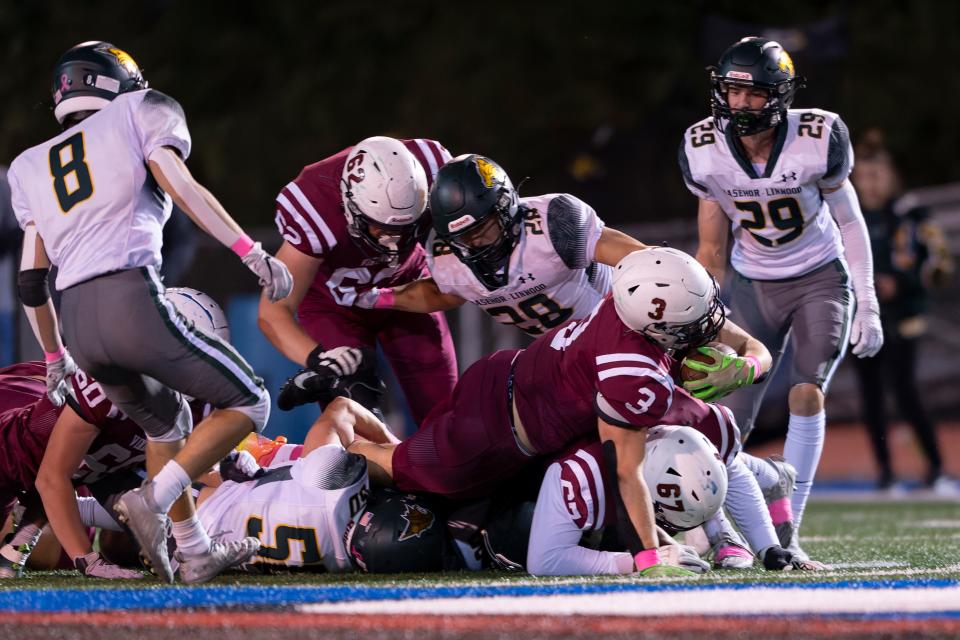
391,349 -> 533,501
298,302 -> 458,426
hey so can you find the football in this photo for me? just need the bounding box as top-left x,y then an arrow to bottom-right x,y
679,342 -> 737,382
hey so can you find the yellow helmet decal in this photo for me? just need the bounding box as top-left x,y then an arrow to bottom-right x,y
778,51 -> 795,76
474,157 -> 503,189
107,47 -> 139,74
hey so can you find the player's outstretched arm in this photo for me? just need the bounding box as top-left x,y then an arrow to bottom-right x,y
694,199 -> 729,286
355,277 -> 466,312
593,227 -> 649,267
148,146 -> 292,301
17,224 -> 76,406
597,421 -> 657,554
257,241 -> 324,367
34,407 -> 103,562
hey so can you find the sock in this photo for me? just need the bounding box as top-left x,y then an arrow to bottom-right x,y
171,514 -> 211,557
724,455 -> 779,553
739,452 -> 779,491
76,497 -> 123,531
783,411 -> 825,530
151,460 -> 192,513
8,522 -> 42,549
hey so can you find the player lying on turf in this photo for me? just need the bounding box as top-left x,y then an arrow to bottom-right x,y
194,404 -> 719,575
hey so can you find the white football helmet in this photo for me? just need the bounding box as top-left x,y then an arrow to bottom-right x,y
643,425 -> 728,532
612,247 -> 725,351
340,136 -> 429,264
167,287 -> 230,341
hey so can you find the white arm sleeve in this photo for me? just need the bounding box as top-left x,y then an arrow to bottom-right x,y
722,454 -> 779,554
148,146 -> 246,251
527,464 -> 634,576
825,180 -> 879,313
76,496 -> 123,531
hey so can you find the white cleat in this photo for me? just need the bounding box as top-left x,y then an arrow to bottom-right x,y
175,537 -> 261,585
115,482 -> 174,584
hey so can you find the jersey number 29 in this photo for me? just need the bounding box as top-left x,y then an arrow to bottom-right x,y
48,132 -> 94,213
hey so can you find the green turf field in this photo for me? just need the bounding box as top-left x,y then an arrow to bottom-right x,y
2,498 -> 958,591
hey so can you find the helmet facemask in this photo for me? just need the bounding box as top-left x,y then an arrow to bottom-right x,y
710,75 -> 798,136
343,194 -> 425,267
445,188 -> 521,290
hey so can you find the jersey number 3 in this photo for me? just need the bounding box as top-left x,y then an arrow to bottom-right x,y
48,132 -> 94,213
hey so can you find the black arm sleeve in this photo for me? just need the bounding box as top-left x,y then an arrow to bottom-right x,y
822,117 -> 853,186
546,194 -> 596,270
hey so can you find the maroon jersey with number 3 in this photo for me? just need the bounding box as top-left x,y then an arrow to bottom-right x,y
513,296 -> 739,460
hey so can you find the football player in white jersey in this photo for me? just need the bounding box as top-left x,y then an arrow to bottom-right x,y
9,41 -> 294,583
680,37 -> 882,562
353,154 -> 648,336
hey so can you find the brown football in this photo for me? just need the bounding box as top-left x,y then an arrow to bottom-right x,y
679,342 -> 737,383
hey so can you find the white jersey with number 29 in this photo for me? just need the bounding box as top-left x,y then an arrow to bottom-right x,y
679,108 -> 854,280
8,89 -> 191,289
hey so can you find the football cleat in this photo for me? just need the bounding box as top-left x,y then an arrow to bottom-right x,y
277,368 -> 338,411
115,482 -> 174,584
175,537 -> 261,585
0,536 -> 31,579
761,455 -> 797,549
784,531 -> 829,570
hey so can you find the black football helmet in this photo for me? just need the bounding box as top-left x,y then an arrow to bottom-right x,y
429,154 -> 522,290
345,491 -> 460,573
52,41 -> 147,124
709,37 -> 804,136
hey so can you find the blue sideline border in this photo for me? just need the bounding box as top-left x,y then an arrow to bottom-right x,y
1,578 -> 958,613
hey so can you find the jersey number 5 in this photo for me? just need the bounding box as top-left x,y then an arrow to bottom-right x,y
48,132 -> 94,213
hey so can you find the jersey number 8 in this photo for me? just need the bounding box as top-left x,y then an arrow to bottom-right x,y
48,132 -> 94,213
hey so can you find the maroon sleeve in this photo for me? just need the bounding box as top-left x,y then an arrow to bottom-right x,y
556,443 -> 607,530
402,139 -> 453,187
68,371 -> 117,427
592,353 -> 675,430
273,175 -> 340,258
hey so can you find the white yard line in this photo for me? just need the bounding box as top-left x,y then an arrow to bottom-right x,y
298,586 -> 960,617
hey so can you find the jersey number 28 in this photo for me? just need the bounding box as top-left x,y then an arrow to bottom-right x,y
48,132 -> 94,213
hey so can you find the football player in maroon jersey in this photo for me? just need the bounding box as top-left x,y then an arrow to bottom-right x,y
332,248 -> 774,575
259,136 -> 459,426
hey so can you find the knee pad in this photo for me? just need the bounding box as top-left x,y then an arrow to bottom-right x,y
230,388 -> 271,433
145,395 -> 193,443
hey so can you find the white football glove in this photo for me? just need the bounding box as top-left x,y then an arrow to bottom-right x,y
241,242 -> 293,302
309,346 -> 364,377
849,308 -> 883,358
46,350 -> 77,407
658,543 -> 710,574
353,288 -> 382,309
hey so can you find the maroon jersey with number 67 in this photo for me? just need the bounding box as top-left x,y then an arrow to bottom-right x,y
513,296 -> 739,460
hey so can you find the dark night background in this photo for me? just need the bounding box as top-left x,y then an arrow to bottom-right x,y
3,1 -> 958,228
2,1 -> 958,465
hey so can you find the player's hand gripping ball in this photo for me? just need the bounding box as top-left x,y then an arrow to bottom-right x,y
680,342 -> 757,403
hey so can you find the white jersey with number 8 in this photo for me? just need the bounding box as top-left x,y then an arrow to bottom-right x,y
8,89 -> 191,290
